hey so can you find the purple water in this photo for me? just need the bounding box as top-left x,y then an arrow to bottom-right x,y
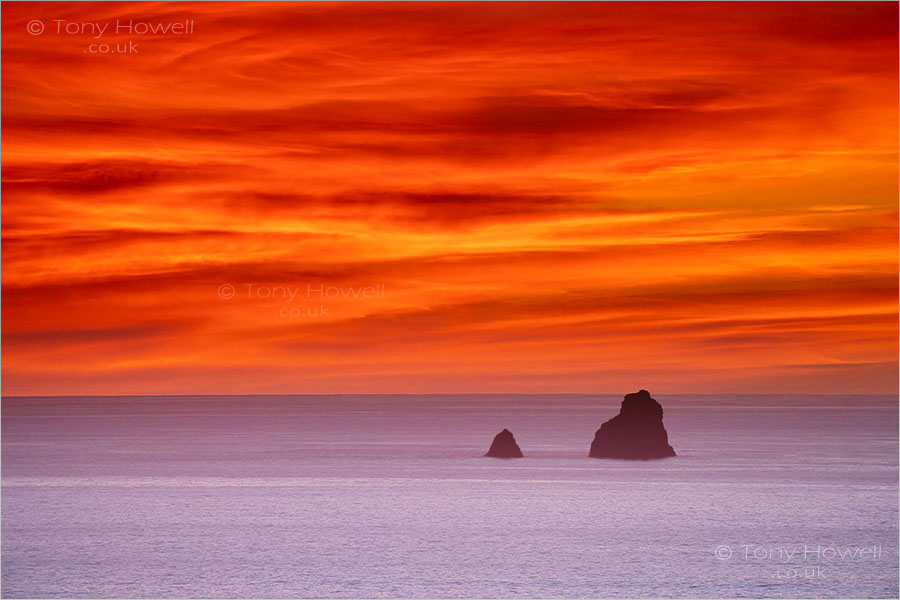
2,394 -> 897,598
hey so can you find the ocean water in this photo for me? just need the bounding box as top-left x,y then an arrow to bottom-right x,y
1,394 -> 897,598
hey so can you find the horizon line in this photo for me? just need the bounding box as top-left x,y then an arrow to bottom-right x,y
2,392 -> 897,399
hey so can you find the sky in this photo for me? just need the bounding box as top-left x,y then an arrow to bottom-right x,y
1,1 -> 897,396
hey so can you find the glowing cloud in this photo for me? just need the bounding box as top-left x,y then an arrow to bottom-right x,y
2,1 -> 897,394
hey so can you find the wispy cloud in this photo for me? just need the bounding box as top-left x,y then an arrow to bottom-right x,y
2,1 -> 897,394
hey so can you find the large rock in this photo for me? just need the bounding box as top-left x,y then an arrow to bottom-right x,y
485,428 -> 524,458
589,390 -> 676,459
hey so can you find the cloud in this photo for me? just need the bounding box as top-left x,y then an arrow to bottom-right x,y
1,1 -> 897,394
2,159 -> 240,195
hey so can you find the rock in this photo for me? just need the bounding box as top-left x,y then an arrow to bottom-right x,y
485,428 -> 524,458
589,390 -> 676,459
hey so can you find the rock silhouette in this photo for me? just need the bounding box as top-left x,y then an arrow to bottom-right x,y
485,428 -> 524,458
589,390 -> 676,459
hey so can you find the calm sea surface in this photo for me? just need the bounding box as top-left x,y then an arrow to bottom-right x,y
2,394 -> 897,598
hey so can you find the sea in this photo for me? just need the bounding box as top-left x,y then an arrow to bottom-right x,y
1,394 -> 897,598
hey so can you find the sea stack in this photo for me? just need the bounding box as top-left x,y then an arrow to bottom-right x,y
589,390 -> 676,459
485,428 -> 524,458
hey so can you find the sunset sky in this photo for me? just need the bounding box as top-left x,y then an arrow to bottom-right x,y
2,1 -> 897,395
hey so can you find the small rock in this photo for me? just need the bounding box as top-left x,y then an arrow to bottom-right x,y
485,428 -> 524,458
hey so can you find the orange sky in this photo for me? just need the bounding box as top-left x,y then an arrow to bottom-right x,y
2,1 -> 897,395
